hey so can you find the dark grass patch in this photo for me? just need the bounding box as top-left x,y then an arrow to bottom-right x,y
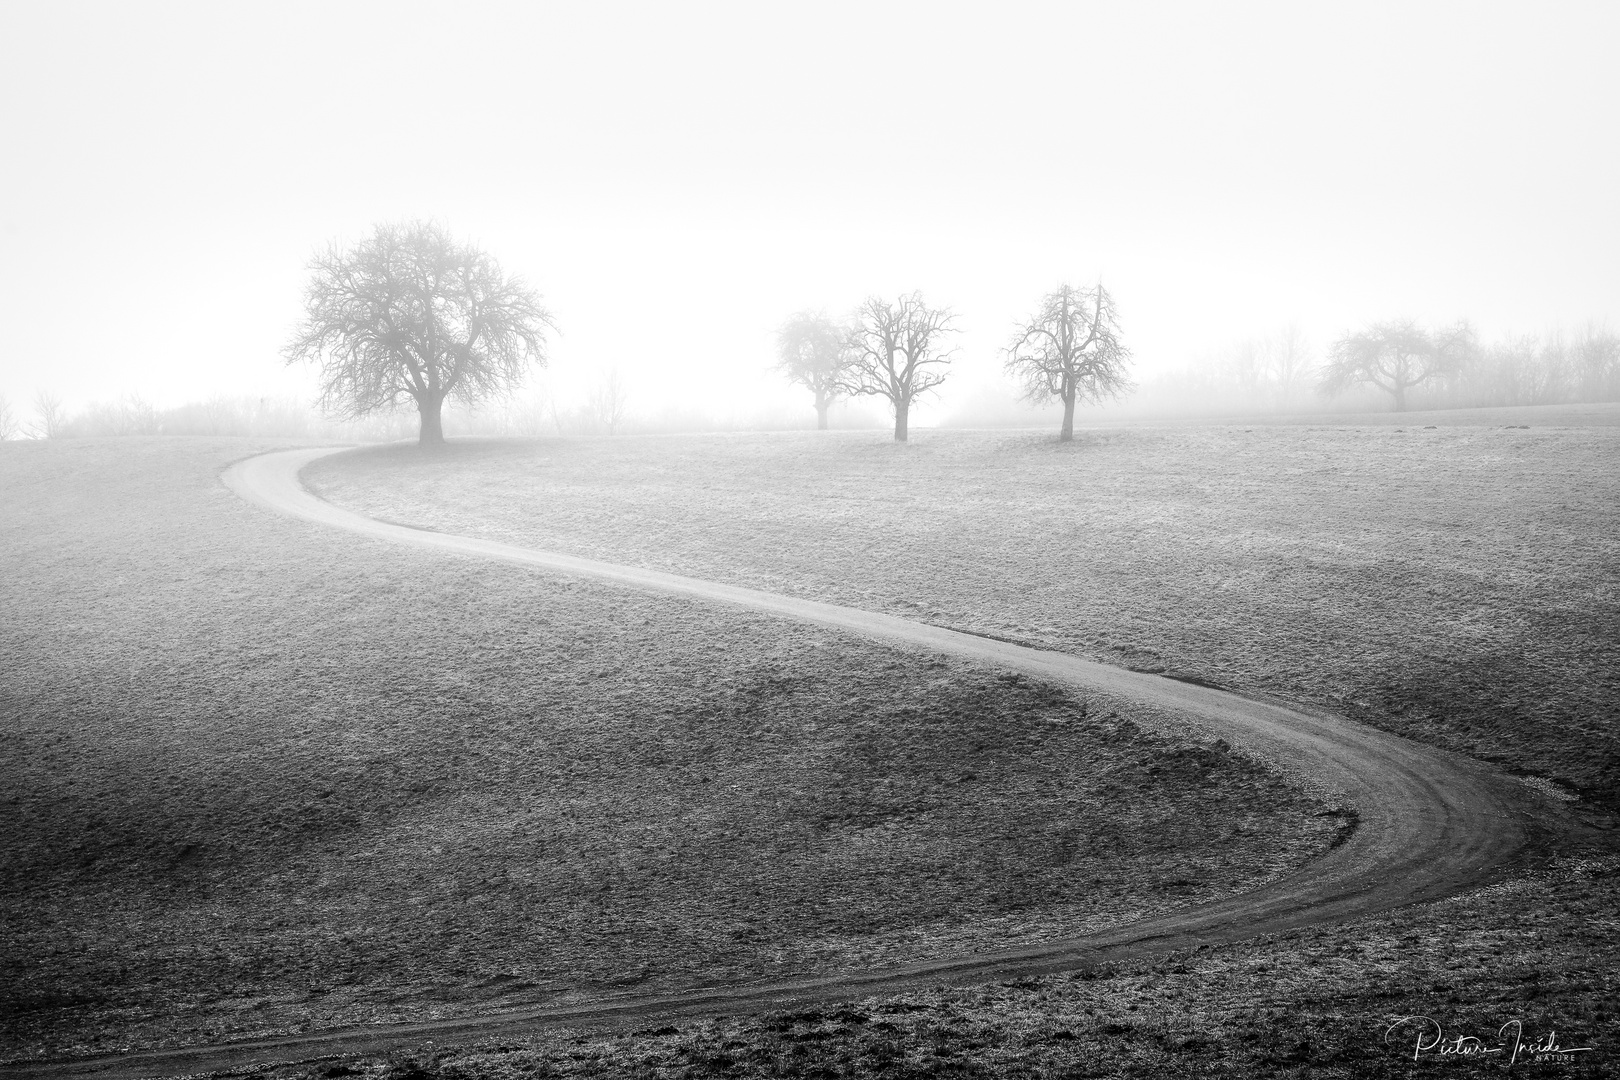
0,438 -> 1335,1060
306,421 -> 1620,813
269,854 -> 1620,1079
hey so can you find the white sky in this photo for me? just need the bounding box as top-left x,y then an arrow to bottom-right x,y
2,0 -> 1617,424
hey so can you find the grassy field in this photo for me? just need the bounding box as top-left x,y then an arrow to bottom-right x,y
270,852 -> 1620,1079
306,404 -> 1620,815
0,438 -> 1339,1063
249,405 -> 1614,1078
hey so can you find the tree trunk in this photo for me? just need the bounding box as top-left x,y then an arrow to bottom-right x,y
1060,391 -> 1076,442
417,395 -> 446,446
815,400 -> 829,430
1392,384 -> 1407,412
893,399 -> 909,442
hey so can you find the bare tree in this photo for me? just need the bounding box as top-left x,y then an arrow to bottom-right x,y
1219,325 -> 1314,404
1222,338 -> 1267,395
31,390 -> 66,439
284,220 -> 555,446
1267,323 -> 1316,399
0,394 -> 17,440
839,293 -> 958,442
492,388 -> 551,437
1320,319 -> 1474,411
775,310 -> 846,429
589,368 -> 629,435
1005,283 -> 1132,441
1518,333 -> 1569,405
1573,324 -> 1620,402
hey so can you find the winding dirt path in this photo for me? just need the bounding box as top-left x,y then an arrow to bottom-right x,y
4,446 -> 1538,1078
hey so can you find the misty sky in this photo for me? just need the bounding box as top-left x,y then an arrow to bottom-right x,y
2,1 -> 1617,425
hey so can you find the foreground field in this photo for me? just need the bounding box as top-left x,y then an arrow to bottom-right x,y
32,444 -> 1497,1071
0,439 -> 1336,1062
307,406 -> 1620,813
269,852 -> 1620,1079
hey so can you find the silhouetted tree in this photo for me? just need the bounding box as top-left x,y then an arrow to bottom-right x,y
589,368 -> 629,435
31,390 -> 65,439
839,293 -> 958,442
1207,324 -> 1315,407
285,221 -> 554,446
1269,323 -> 1316,399
0,394 -> 17,440
1320,320 -> 1474,411
1004,283 -> 1132,441
775,310 -> 846,429
1574,325 -> 1620,401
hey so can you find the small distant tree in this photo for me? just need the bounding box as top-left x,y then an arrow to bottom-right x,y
1005,283 -> 1132,441
1510,334 -> 1567,405
1221,338 -> 1268,396
1320,320 -> 1474,411
1573,325 -> 1620,402
839,293 -> 958,442
1211,325 -> 1315,406
589,368 -> 629,435
31,390 -> 66,439
285,220 -> 555,446
775,310 -> 846,429
491,388 -> 551,437
1267,323 -> 1315,400
0,394 -> 17,440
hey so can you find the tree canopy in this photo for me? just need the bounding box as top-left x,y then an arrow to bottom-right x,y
1004,283 -> 1132,440
285,221 -> 554,445
775,310 -> 846,429
838,293 -> 958,442
1319,320 -> 1474,411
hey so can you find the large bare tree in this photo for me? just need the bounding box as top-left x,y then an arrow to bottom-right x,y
1004,283 -> 1132,441
285,221 -> 554,445
775,310 -> 845,429
1320,319 -> 1474,411
839,293 -> 958,442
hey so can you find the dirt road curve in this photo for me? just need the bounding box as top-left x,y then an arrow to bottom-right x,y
5,446 -> 1538,1078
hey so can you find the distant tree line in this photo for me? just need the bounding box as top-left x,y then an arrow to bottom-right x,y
1,393 -> 398,441
1135,327 -> 1318,413
0,394 -> 580,442
1141,320 -> 1619,416
1320,320 -> 1620,412
1218,325 -> 1316,404
0,390 -> 75,440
